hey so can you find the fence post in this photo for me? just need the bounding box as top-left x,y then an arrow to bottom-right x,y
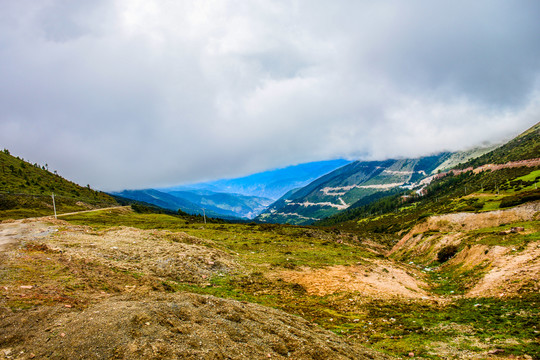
52,193 -> 57,219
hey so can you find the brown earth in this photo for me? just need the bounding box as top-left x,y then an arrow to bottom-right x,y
0,219 -> 393,360
466,241 -> 540,297
270,259 -> 434,300
389,201 -> 540,297
391,201 -> 540,253
0,292 -> 391,360
47,225 -> 237,285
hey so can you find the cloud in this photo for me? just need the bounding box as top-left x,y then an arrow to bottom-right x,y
1,0 -> 539,191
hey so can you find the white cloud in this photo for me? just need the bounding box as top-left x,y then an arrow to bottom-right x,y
1,0 -> 539,190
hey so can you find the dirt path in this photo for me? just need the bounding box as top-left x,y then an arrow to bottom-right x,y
0,206 -> 128,252
0,220 -> 54,252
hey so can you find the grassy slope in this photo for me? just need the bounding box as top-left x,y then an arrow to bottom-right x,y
317,166 -> 539,235
461,121 -> 540,168
0,149 -> 118,219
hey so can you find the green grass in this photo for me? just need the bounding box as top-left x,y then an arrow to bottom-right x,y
63,209 -> 377,270
57,209 -> 540,358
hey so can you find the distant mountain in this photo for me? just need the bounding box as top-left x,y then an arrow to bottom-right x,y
316,121 -> 540,230
167,190 -> 273,219
257,153 -> 453,225
112,189 -> 200,213
162,159 -> 351,200
112,188 -> 270,220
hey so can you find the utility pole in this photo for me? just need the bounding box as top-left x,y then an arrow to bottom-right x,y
52,193 -> 57,219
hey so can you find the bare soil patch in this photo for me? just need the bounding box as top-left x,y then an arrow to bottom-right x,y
467,241 -> 540,297
0,219 -> 394,359
391,201 -> 540,254
48,225 -> 237,285
270,259 -> 434,299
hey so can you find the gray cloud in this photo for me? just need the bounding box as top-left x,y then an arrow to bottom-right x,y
1,0 -> 539,191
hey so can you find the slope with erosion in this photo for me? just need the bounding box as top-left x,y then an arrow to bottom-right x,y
0,149 -> 118,220
2,206 -> 538,359
258,153 -> 453,225
389,201 -> 540,297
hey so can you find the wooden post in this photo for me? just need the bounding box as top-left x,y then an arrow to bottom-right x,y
52,193 -> 57,219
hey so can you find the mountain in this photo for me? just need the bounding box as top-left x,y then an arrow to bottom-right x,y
0,149 -> 118,219
112,188 -> 269,220
317,121 -> 540,229
163,159 -> 351,200
257,153 -> 453,225
112,189 -> 203,213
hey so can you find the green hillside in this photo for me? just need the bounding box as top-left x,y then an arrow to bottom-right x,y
0,149 -> 118,219
316,123 -> 540,232
460,121 -> 540,168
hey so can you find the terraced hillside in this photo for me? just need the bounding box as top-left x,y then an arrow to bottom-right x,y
258,153 -> 453,225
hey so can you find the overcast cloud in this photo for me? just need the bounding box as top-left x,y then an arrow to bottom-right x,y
1,0 -> 539,191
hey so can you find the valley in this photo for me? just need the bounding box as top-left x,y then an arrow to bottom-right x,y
0,122 -> 539,359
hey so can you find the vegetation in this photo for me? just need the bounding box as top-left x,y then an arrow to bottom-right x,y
1,123 -> 539,359
317,166 -> 540,236
459,121 -> 540,168
0,149 -> 117,219
49,209 -> 539,358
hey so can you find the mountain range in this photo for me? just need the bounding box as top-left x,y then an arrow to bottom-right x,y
112,159 -> 350,219
256,148 -> 498,225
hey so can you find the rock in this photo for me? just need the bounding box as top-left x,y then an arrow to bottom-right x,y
408,352 -> 414,357
20,285 -> 33,289
2,348 -> 12,356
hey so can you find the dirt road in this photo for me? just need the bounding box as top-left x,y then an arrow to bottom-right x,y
0,206 -> 128,252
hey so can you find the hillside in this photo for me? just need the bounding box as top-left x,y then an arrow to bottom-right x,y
258,153 -> 452,225
112,189 -> 241,220
317,121 -> 540,231
0,149 -> 118,219
460,121 -> 540,168
1,124 -> 539,359
1,203 -> 537,359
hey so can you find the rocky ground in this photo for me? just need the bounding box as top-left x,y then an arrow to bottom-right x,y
0,219 -> 393,360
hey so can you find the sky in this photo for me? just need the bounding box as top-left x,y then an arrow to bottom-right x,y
1,1 -> 539,191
